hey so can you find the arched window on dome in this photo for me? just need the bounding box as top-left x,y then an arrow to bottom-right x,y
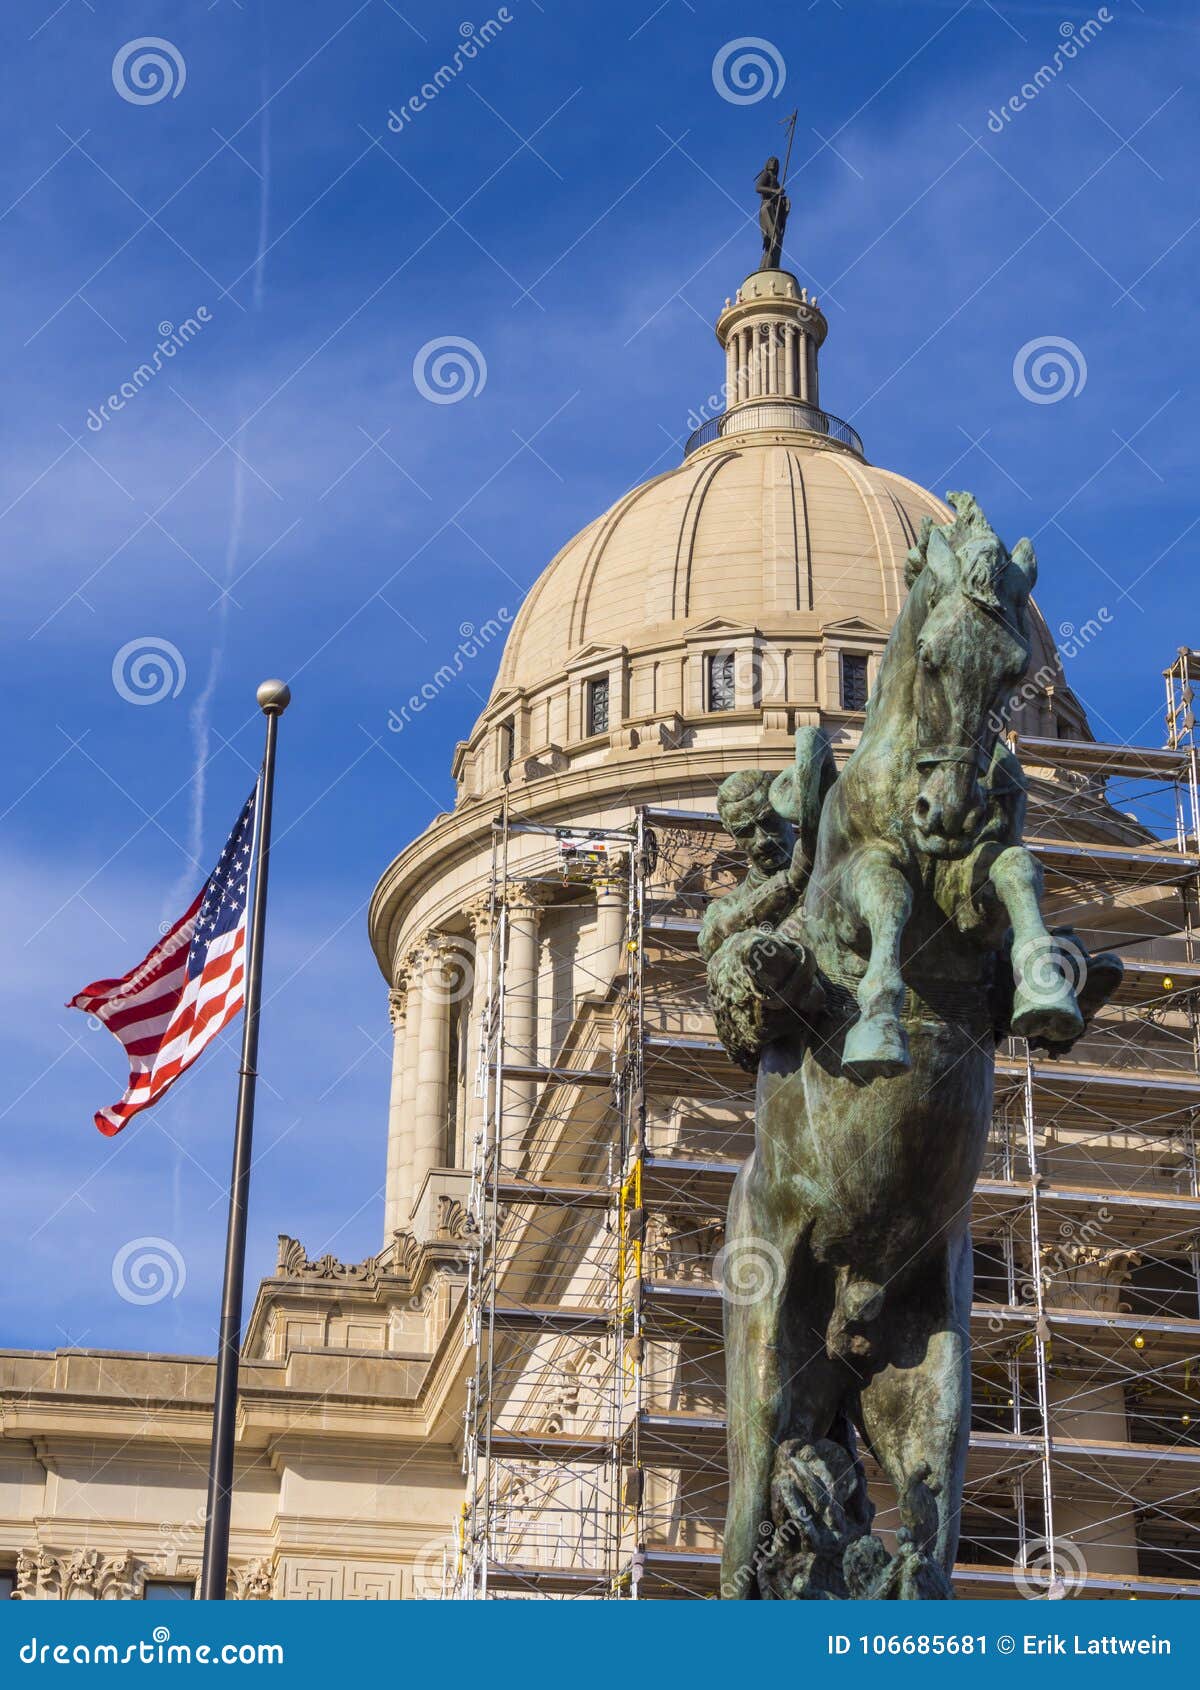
706,651 -> 736,713
840,652 -> 869,713
586,676 -> 610,737
499,717 -> 515,777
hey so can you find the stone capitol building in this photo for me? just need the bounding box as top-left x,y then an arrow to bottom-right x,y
4,216 -> 1200,1601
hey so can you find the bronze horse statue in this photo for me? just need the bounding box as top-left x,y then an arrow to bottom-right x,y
702,493 -> 1121,1599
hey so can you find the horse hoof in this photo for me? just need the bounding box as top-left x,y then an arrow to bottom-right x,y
1011,984 -> 1085,1045
843,1016 -> 910,1081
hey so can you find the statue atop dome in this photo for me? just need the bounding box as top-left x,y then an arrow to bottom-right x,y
755,155 -> 790,271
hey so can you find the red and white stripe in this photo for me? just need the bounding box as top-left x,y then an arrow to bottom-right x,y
69,894 -> 247,1136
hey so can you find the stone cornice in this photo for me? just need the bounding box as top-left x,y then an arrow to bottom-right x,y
367,744 -> 803,982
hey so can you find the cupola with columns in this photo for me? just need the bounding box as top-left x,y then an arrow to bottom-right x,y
718,268 -> 827,410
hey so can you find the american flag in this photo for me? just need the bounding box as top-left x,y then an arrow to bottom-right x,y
69,788 -> 258,1136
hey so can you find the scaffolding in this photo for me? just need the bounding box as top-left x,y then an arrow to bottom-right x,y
455,671 -> 1200,1600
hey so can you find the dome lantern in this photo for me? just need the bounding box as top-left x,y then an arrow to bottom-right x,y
686,269 -> 863,460
717,269 -> 828,413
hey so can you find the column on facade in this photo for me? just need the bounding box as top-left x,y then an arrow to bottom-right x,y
384,979 -> 410,1237
411,934 -> 459,1205
586,873 -> 627,995
807,333 -> 819,407
1039,1242 -> 1142,1576
782,323 -> 796,397
765,323 -> 778,396
462,897 -> 496,1169
797,330 -> 810,401
724,335 -> 738,411
385,947 -> 426,1233
499,890 -> 541,1150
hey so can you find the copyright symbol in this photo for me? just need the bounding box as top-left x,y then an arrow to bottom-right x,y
997,1637 -> 1016,1655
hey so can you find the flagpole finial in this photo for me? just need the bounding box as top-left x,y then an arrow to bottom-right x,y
256,678 -> 291,716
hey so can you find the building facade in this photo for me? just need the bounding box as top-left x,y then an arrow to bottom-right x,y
3,248 -> 1198,1600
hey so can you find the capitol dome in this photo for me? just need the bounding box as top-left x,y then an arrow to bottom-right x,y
493,442 -> 954,696
368,257 -> 1088,1238
448,267 -> 1071,811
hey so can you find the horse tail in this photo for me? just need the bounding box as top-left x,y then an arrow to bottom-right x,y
769,726 -> 837,901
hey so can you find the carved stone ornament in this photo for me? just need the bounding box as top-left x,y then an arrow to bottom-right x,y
1039,1242 -> 1141,1314
436,1194 -> 480,1243
12,1547 -> 276,1601
275,1234 -> 386,1287
230,1557 -> 274,1600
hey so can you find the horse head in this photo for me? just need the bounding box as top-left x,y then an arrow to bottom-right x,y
904,492 -> 1035,858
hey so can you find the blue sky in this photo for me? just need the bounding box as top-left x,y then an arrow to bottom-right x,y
2,0 -> 1197,1353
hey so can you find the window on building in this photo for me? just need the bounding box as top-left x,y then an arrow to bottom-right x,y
586,676 -> 610,736
499,718 -> 515,775
707,651 -> 736,712
0,1571 -> 14,1601
840,652 -> 869,712
143,1579 -> 195,1600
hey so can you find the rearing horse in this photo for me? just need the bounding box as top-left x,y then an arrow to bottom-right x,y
714,492 -> 1114,1598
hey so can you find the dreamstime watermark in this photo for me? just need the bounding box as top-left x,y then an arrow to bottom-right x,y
720,1520 -> 783,1599
111,1237 -> 187,1305
712,38 -> 787,105
1014,931 -> 1090,997
412,336 -> 487,403
1014,1535 -> 1089,1598
1013,336 -> 1088,404
987,1207 -> 1112,1331
86,310 -> 212,433
20,1632 -> 285,1667
685,380 -> 733,436
387,610 -> 511,732
712,1236 -> 786,1306
709,642 -> 788,706
410,1535 -> 456,1597
157,1504 -> 208,1559
387,13 -> 514,135
987,609 -> 1112,733
112,38 -> 187,106
112,637 -> 187,705
420,942 -> 476,1009
986,10 -> 1113,133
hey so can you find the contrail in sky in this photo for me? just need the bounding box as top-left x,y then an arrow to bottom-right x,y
165,63 -> 272,917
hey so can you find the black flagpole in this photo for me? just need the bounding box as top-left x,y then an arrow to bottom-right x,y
200,678 -> 290,1601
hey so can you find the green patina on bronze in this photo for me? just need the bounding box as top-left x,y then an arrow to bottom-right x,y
703,492 -> 1123,1600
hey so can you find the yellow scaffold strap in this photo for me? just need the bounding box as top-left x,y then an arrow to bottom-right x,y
617,1158 -> 643,1359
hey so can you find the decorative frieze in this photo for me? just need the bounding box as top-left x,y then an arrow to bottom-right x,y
275,1235 -> 388,1288
13,1549 -> 272,1601
1038,1241 -> 1141,1314
647,1214 -> 725,1282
